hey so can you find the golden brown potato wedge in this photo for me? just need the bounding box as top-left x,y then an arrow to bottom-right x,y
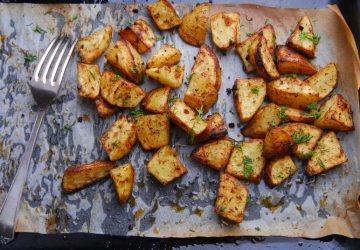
178,3 -> 209,46
191,138 -> 233,170
105,39 -> 144,83
215,173 -> 248,224
63,160 -> 116,193
146,44 -> 182,69
100,116 -> 137,161
241,103 -> 281,139
191,112 -> 228,144
95,95 -> 119,118
267,77 -> 319,109
110,163 -> 135,203
100,69 -> 146,108
146,65 -> 184,88
119,19 -> 156,54
169,99 -> 207,136
282,123 -> 322,159
287,16 -> 317,58
275,45 -> 317,75
314,94 -> 354,131
147,146 -> 187,185
147,0 -> 182,30
281,106 -> 316,124
234,77 -> 266,122
76,25 -> 112,63
210,12 -> 240,50
136,114 -> 170,150
266,155 -> 298,187
306,131 -> 347,176
141,86 -> 171,114
304,63 -> 338,100
77,63 -> 100,99
263,127 -> 295,159
226,139 -> 266,183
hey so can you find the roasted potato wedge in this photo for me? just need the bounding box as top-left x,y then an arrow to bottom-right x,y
275,45 -> 317,75
110,163 -> 135,203
184,81 -> 218,114
267,77 -> 319,109
169,99 -> 207,136
77,63 -> 100,99
147,0 -> 182,30
136,114 -> 170,150
210,12 -> 240,50
63,160 -> 116,193
191,138 -> 234,170
215,173 -> 248,224
178,3 -> 209,46
314,94 -> 354,131
242,103 -> 281,139
147,146 -> 187,185
191,112 -> 228,144
306,131 -> 347,176
100,69 -> 146,108
287,16 -> 317,58
100,116 -> 137,161
141,86 -> 171,114
105,39 -> 144,83
266,155 -> 298,187
95,95 -> 119,118
76,25 -> 112,63
263,127 -> 295,158
234,77 -> 266,122
146,65 -> 184,88
281,106 -> 316,123
304,63 -> 338,100
226,139 -> 266,183
146,44 -> 182,69
282,123 -> 322,159
119,19 -> 156,54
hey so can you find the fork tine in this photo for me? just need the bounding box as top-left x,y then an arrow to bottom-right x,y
55,38 -> 78,86
49,38 -> 71,86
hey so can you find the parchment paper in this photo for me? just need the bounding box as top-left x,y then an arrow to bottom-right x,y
0,3 -> 359,238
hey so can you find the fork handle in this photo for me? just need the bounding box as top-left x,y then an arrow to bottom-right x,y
0,108 -> 47,244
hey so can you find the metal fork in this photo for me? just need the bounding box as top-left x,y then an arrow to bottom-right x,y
0,35 -> 77,244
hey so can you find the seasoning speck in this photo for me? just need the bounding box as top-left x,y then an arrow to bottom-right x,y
228,123 -> 235,128
226,88 -> 232,95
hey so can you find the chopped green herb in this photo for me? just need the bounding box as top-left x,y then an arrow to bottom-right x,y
156,36 -> 164,42
246,32 -> 253,37
291,131 -> 312,144
264,18 -> 269,24
130,109 -> 145,118
88,70 -> 96,80
186,73 -> 194,83
299,30 -> 321,44
283,73 -> 298,79
251,87 -> 259,95
71,16 -> 78,22
306,110 -> 321,119
111,75 -> 121,81
317,158 -> 326,168
33,24 -> 46,34
188,127 -> 195,144
279,107 -> 288,124
24,53 -> 37,62
270,120 -> 277,128
169,95 -> 177,106
305,102 -> 317,111
64,121 -> 76,130
129,66 -> 138,74
96,11 -> 101,17
111,141 -> 119,147
277,173 -> 284,179
243,156 -> 253,178
220,206 -> 226,212
195,106 -> 204,120
229,108 -> 236,115
128,21 -> 135,25
304,150 -> 317,159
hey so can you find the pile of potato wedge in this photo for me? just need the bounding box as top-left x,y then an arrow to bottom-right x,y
62,0 -> 354,225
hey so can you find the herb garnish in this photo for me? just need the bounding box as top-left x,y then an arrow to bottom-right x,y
317,158 -> 325,168
251,87 -> 259,95
246,32 -> 253,38
64,121 -> 76,130
130,109 -> 145,118
111,75 -> 121,81
305,102 -> 317,111
71,16 -> 78,22
243,156 -> 253,178
264,18 -> 269,24
89,70 -> 96,80
283,73 -> 298,78
291,131 -> 312,144
24,53 -> 37,62
279,107 -> 288,125
33,25 -> 46,34
156,36 -> 164,42
186,73 -> 194,83
128,21 -> 135,25
299,31 -> 320,44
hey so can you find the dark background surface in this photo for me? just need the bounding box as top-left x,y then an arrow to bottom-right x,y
0,0 -> 359,249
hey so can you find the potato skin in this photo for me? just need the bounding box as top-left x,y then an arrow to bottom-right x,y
191,112 -> 228,144
283,107 -> 316,124
266,155 -> 298,187
95,95 -> 119,118
141,86 -> 171,114
254,35 -> 279,80
146,44 -> 182,69
263,127 -> 295,159
147,0 -> 182,30
77,63 -> 100,99
110,163 -> 135,203
210,12 -> 240,50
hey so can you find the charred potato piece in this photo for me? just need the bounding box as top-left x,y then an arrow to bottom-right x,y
263,127 -> 295,159
282,123 -> 322,159
100,116 -> 137,161
178,3 -> 209,46
210,12 -> 240,50
110,163 -> 135,203
147,146 -> 187,185
226,139 -> 266,183
76,25 -> 112,63
147,0 -> 182,30
215,173 -> 248,224
306,131 -> 347,176
267,77 -> 319,109
95,95 -> 119,118
314,94 -> 354,131
141,86 -> 171,114
136,114 -> 170,150
234,77 -> 266,122
241,103 -> 281,139
191,112 -> 228,144
119,19 -> 156,54
304,63 -> 338,100
266,155 -> 298,187
169,99 -> 207,136
146,65 -> 184,88
191,138 -> 234,170
281,106 -> 316,123
287,16 -> 317,58
105,39 -> 144,83
77,63 -> 100,99
100,69 -> 146,108
146,44 -> 182,69
275,45 -> 317,75
63,160 -> 116,193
